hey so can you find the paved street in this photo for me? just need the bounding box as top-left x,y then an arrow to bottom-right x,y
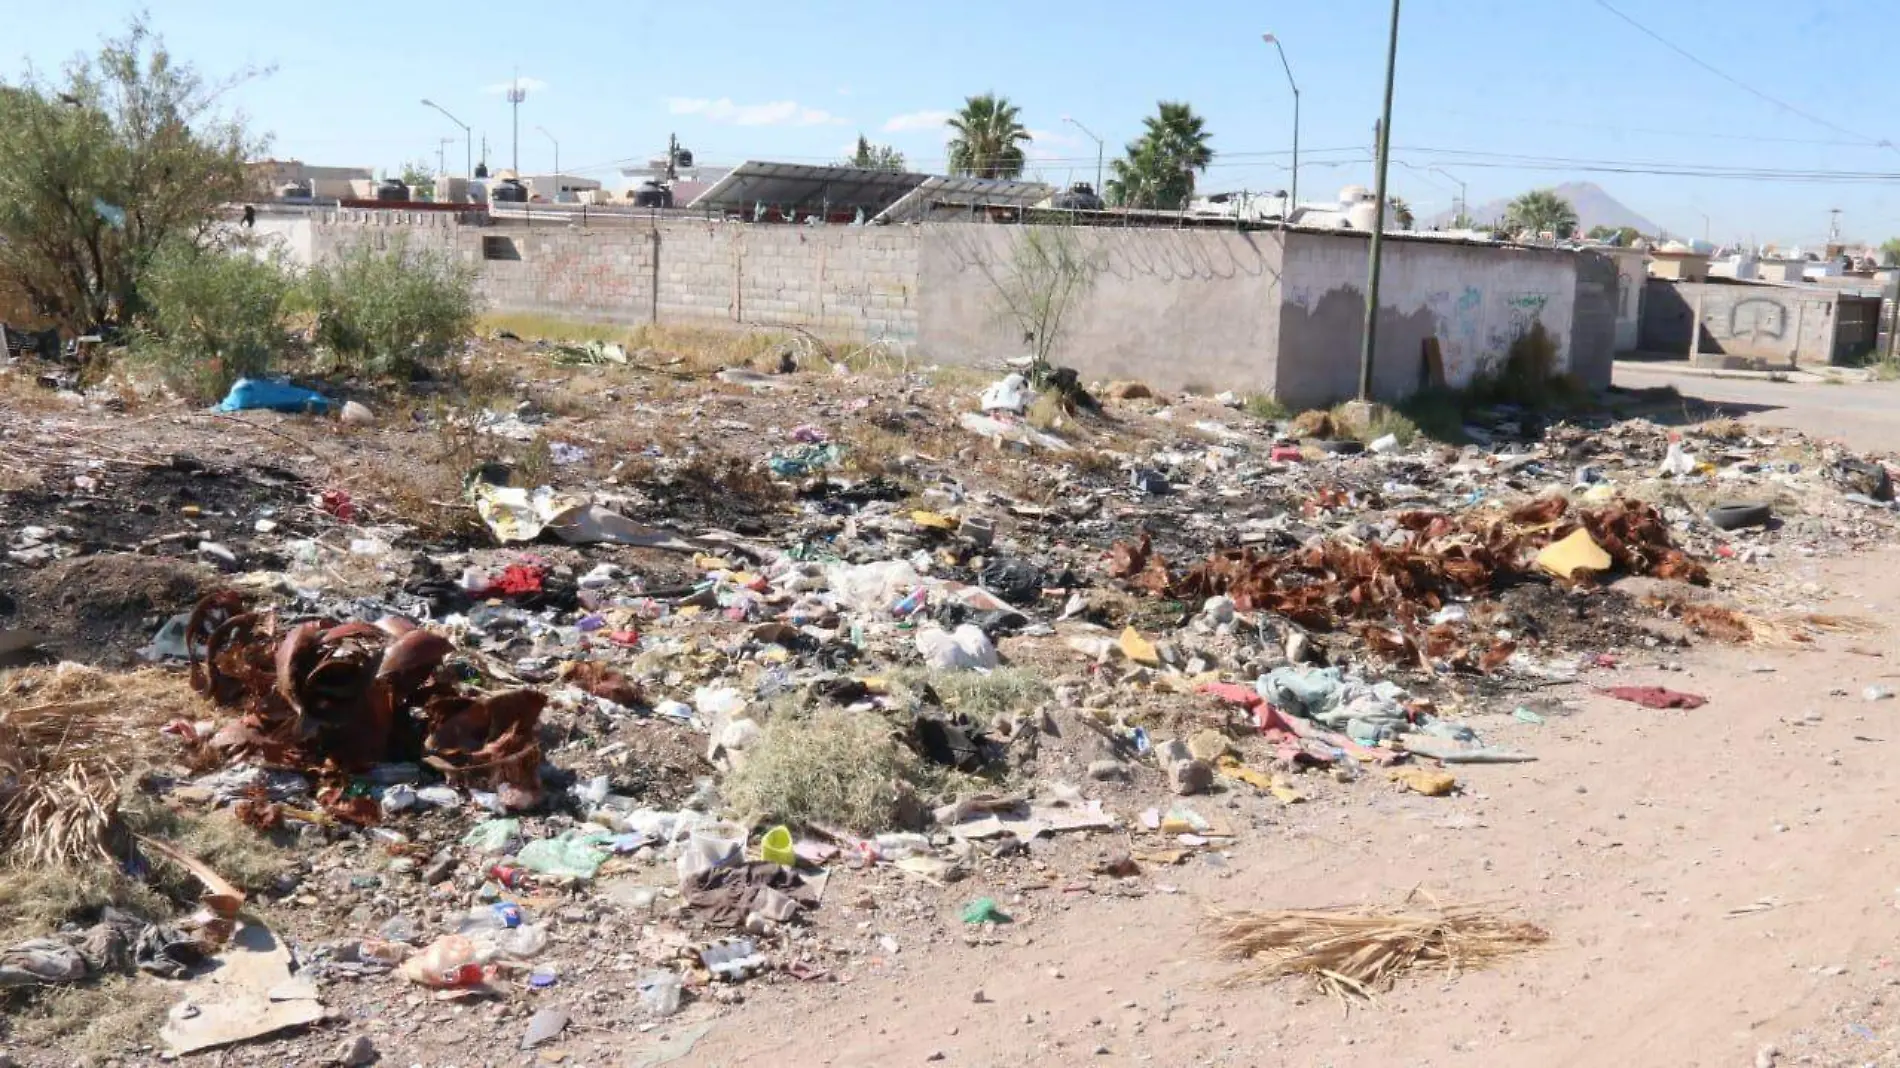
1616,362 -> 1900,453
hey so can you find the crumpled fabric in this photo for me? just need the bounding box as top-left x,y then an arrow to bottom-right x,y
1257,665 -> 1411,744
0,908 -> 203,987
1598,685 -> 1707,710
682,862 -> 819,928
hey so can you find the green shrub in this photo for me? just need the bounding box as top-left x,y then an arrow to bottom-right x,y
133,242 -> 297,401
722,707 -> 938,833
307,238 -> 479,378
1245,393 -> 1289,421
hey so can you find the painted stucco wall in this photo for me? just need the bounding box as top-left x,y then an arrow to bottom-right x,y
1274,233 -> 1578,409
914,225 -> 1284,392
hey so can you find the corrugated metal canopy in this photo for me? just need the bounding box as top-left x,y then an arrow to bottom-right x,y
874,175 -> 1053,223
686,161 -> 928,217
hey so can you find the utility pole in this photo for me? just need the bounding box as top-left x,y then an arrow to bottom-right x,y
506,70 -> 527,177
437,137 -> 454,178
1061,116 -> 1104,197
666,133 -> 680,181
1359,0 -> 1402,402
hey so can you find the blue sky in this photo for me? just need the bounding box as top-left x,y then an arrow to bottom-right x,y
8,0 -> 1897,246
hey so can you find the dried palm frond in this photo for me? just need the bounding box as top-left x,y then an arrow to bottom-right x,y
1206,897 -> 1548,1001
0,665 -> 200,867
1668,602 -> 1881,648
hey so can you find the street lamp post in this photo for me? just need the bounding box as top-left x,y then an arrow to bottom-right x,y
1359,0 -> 1402,402
1261,33 -> 1300,226
1428,165 -> 1465,226
536,126 -> 559,202
420,98 -> 471,180
1061,116 -> 1104,197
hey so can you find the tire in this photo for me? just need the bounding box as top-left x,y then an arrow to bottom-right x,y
1707,502 -> 1772,530
1316,439 -> 1366,456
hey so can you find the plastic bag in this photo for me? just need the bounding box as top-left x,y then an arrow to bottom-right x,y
399,935 -> 487,988
516,831 -> 614,880
825,560 -> 925,614
979,373 -> 1031,414
216,378 -> 334,414
916,623 -> 998,671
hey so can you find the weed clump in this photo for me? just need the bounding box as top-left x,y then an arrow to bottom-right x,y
132,241 -> 299,401
722,708 -> 937,833
307,238 -> 480,378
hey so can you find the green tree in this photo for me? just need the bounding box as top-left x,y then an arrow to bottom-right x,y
1587,224 -> 1642,246
946,94 -> 1030,179
1388,196 -> 1414,230
398,159 -> 435,199
1106,101 -> 1213,210
843,135 -> 906,173
1505,189 -> 1579,240
0,17 -> 263,332
1879,237 -> 1900,265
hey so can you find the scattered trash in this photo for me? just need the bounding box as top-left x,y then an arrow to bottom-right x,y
960,897 -> 1011,925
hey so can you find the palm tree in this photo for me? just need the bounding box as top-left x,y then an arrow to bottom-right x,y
946,94 -> 1030,179
1505,189 -> 1579,240
1387,196 -> 1414,230
1105,101 -> 1214,210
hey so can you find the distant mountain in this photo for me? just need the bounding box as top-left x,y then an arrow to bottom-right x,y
1423,181 -> 1660,236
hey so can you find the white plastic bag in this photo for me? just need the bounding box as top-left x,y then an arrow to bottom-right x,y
916,623 -> 998,671
979,373 -> 1031,414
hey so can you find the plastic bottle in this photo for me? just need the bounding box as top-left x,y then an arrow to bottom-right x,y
456,902 -> 524,933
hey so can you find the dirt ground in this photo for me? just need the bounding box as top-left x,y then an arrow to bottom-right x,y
677,543 -> 1900,1068
5,348 -> 1899,1068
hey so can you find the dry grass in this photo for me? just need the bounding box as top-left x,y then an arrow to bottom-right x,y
0,666 -> 201,868
9,971 -> 176,1058
722,707 -> 938,833
1207,897 -> 1548,1000
1026,391 -> 1067,431
0,862 -> 170,946
892,667 -> 1051,726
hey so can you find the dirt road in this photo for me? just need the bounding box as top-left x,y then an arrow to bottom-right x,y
1618,363 -> 1900,454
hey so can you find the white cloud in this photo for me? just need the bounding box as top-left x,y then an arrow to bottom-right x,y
883,109 -> 954,134
481,76 -> 549,96
667,97 -> 846,127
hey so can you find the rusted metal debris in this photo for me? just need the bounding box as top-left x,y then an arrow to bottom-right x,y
185,592 -> 546,816
1108,498 -> 1705,667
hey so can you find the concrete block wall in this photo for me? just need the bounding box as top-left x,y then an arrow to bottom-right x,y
299,211 -> 1607,404
306,215 -> 922,343
1274,232 -> 1581,409
915,224 -> 1285,393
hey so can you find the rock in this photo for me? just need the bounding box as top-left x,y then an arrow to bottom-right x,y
1104,380 -> 1153,400
334,1035 -> 376,1066
1086,759 -> 1129,782
340,400 -> 376,426
971,988 -> 988,1004
1186,729 -> 1231,762
1168,758 -> 1214,797
1755,1045 -> 1778,1068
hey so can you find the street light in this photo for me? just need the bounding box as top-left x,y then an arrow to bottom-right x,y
536,126 -> 559,202
1061,116 -> 1104,198
1428,165 -> 1465,227
1359,0 -> 1402,402
506,72 -> 527,177
420,98 -> 471,180
1261,33 -> 1300,226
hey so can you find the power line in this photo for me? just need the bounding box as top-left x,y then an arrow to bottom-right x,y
1591,0 -> 1894,150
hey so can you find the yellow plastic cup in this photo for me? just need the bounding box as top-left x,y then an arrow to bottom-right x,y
760,825 -> 795,867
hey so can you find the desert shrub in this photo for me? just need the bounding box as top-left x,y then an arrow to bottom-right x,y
307,237 -> 479,378
132,242 -> 297,401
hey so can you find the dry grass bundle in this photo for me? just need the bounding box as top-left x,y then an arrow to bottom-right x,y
0,665 -> 200,867
1667,602 -> 1881,648
1207,898 -> 1548,1000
